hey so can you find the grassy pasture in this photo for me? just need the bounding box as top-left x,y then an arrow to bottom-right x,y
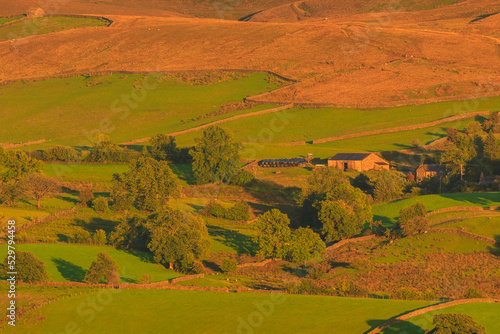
43,163 -> 129,184
0,16 -> 108,42
0,243 -> 180,283
430,211 -> 500,239
26,289 -> 433,334
0,73 -> 279,146
382,302 -> 500,333
178,96 -> 500,145
0,15 -> 24,25
372,192 -> 500,228
0,206 -> 50,228
372,232 -> 490,264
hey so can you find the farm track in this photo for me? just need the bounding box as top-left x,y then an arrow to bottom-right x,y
278,110 -> 491,146
119,104 -> 294,145
366,298 -> 500,334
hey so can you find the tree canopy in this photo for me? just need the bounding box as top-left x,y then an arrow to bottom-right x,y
189,126 -> 241,184
429,314 -> 487,334
147,208 -> 209,270
318,183 -> 372,242
20,173 -> 61,210
253,209 -> 292,259
84,251 -> 120,285
117,156 -> 181,211
2,251 -> 49,283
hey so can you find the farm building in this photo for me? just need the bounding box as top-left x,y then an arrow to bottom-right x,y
416,164 -> 446,182
258,158 -> 308,168
327,153 -> 389,172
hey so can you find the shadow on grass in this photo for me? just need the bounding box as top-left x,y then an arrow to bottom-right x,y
122,249 -> 155,264
488,235 -> 500,256
207,225 -> 256,255
365,319 -> 425,334
169,163 -> 196,185
53,257 -> 86,282
74,217 -> 120,234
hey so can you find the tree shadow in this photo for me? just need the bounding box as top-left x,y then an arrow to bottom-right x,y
186,203 -> 205,212
207,225 -> 256,255
122,249 -> 155,264
365,319 -> 425,334
52,258 -> 86,282
74,217 -> 120,234
169,163 -> 196,185
488,235 -> 500,256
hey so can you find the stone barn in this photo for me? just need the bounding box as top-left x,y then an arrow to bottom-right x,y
327,153 -> 389,172
416,164 -> 446,182
27,8 -> 46,18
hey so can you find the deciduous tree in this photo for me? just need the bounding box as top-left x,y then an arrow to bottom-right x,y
253,209 -> 292,259
1,251 -> 49,283
84,251 -> 120,285
20,173 -> 61,209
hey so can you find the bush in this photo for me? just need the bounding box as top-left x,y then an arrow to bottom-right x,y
202,200 -> 251,221
92,197 -> 109,213
220,258 -> 238,273
71,230 -> 92,244
225,201 -> 251,221
430,314 -> 487,334
78,188 -> 94,206
229,170 -> 255,186
1,251 -> 49,283
139,274 -> 153,284
92,229 -> 107,245
112,193 -> 134,212
463,287 -> 482,299
43,145 -> 80,162
84,251 -> 120,285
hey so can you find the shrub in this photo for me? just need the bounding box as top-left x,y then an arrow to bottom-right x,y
78,188 -> 94,206
1,251 -> 48,283
229,170 -> 255,186
430,314 -> 487,334
225,201 -> 251,221
220,258 -> 238,273
139,274 -> 153,284
84,251 -> 120,285
463,287 -> 482,299
92,197 -> 109,213
71,230 -> 92,244
92,229 -> 107,245
43,145 -> 79,162
112,193 -> 134,212
202,200 -> 251,221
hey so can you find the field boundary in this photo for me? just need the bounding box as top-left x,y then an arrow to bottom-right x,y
326,235 -> 377,251
277,110 -> 490,145
427,206 -> 500,216
120,104 -> 294,145
0,139 -> 45,149
0,69 -> 297,87
366,298 -> 500,333
428,227 -> 497,244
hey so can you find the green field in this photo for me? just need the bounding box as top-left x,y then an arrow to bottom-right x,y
0,15 -> 24,25
430,212 -> 500,239
383,302 -> 500,333
23,289 -> 433,334
43,163 -> 129,183
0,73 -> 279,147
0,243 -> 180,283
372,192 -> 500,227
0,206 -> 50,228
0,16 -> 108,42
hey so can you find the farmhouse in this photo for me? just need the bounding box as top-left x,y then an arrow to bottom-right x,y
327,153 -> 389,172
416,164 -> 446,182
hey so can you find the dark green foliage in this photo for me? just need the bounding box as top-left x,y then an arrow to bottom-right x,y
111,193 -> 134,212
78,188 -> 94,206
229,169 -> 255,186
429,314 -> 487,334
70,230 -> 92,244
373,171 -> 406,203
92,229 -> 107,245
190,126 -> 241,184
220,258 -> 238,273
286,227 -> 325,262
463,287 -> 483,299
318,183 -> 372,242
253,209 -> 291,259
397,201 -> 428,236
351,172 -> 373,194
150,134 -> 179,162
20,173 -> 61,210
0,148 -> 44,181
42,145 -> 80,162
441,132 -> 477,177
92,197 -> 109,213
299,167 -> 348,227
110,215 -> 149,250
86,135 -> 139,163
117,157 -> 181,211
202,200 -> 251,221
0,180 -> 22,205
84,251 -> 120,285
2,251 -> 48,283
147,209 -> 210,270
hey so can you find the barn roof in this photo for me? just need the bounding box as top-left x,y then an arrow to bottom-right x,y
328,153 -> 372,161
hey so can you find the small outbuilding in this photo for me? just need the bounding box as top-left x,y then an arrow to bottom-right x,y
327,153 -> 389,172
416,164 -> 446,182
